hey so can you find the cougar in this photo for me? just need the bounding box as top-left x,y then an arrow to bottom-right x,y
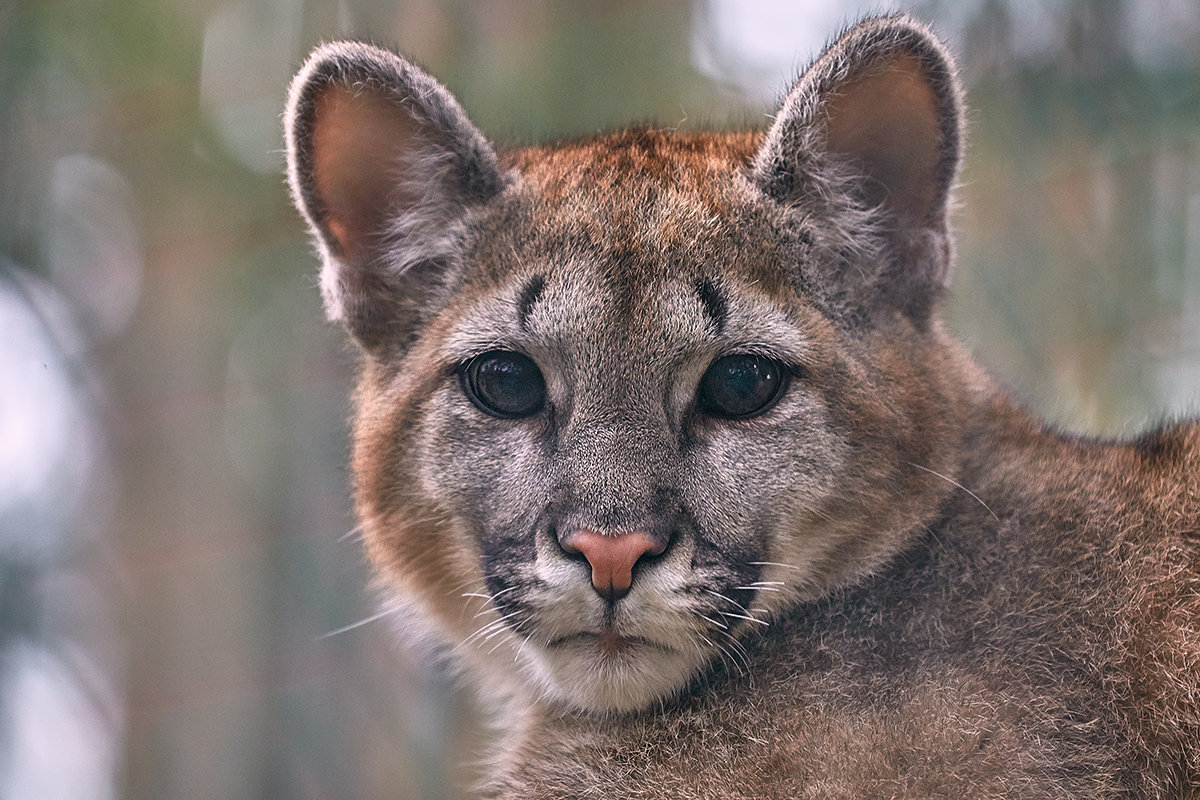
285,15 -> 1199,798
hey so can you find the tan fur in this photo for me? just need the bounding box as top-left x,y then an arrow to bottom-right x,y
286,15 -> 1200,799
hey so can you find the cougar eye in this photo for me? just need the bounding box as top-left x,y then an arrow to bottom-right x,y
698,354 -> 788,419
460,351 -> 546,418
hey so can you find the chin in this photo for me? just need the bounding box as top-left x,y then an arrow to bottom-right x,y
521,633 -> 704,715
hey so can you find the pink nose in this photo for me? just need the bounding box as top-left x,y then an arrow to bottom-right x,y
559,529 -> 666,601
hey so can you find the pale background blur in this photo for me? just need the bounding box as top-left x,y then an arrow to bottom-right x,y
1,1 -> 1198,798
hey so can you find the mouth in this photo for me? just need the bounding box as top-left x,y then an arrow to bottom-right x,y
548,630 -> 663,658
533,625 -> 702,713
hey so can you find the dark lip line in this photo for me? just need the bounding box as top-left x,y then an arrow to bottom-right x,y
545,631 -> 668,651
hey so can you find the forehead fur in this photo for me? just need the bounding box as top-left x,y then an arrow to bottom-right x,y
508,128 -> 762,200
471,129 -> 796,296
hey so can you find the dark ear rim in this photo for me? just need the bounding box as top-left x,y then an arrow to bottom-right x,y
284,40 -> 506,254
751,14 -> 963,226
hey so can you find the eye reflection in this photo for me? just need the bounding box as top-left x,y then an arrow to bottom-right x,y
698,354 -> 788,419
460,351 -> 546,418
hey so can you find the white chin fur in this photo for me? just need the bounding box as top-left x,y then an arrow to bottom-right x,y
520,636 -> 704,714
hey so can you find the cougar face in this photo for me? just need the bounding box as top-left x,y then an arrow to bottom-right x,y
401,138 -> 861,711
287,21 -> 967,713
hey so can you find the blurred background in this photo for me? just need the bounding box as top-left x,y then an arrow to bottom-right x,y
1,0 -> 1198,798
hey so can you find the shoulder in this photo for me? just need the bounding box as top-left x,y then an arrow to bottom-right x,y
1120,419 -> 1200,537
1131,419 -> 1200,477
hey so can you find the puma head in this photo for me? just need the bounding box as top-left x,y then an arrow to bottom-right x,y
286,15 -> 970,714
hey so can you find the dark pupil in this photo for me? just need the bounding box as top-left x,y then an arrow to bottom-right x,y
463,351 -> 545,418
699,355 -> 784,418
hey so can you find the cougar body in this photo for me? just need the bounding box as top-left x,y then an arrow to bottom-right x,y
285,16 -> 1200,798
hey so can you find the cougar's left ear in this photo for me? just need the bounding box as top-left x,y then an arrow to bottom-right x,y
285,42 -> 507,351
751,15 -> 963,314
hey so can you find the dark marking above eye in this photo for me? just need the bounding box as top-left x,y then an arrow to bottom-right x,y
517,274 -> 546,332
694,278 -> 727,334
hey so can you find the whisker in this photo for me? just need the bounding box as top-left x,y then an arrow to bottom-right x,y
462,586 -> 518,601
695,613 -> 729,630
736,580 -> 785,592
463,586 -> 520,618
488,636 -> 514,655
713,643 -> 746,675
711,629 -> 751,673
484,617 -> 527,652
906,461 -> 999,521
337,525 -> 364,543
703,589 -> 762,619
748,561 -> 806,571
445,575 -> 490,597
460,622 -> 507,650
472,604 -> 505,620
717,630 -> 751,665
457,612 -> 524,650
460,617 -> 506,641
318,606 -> 398,639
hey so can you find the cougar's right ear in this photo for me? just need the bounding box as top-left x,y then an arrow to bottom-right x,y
285,42 -> 507,351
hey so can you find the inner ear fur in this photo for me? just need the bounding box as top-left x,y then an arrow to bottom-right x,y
285,42 -> 505,350
752,16 -> 963,309
308,86 -> 424,261
821,51 -> 950,228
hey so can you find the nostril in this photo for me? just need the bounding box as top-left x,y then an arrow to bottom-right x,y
557,530 -> 590,563
558,529 -> 667,601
